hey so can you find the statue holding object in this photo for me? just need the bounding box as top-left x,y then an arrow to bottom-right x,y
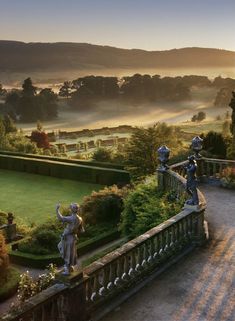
56,203 -> 85,275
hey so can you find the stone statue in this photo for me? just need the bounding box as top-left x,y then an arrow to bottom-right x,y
56,203 -> 85,275
185,155 -> 199,206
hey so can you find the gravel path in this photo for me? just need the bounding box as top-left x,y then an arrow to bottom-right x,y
101,185 -> 235,321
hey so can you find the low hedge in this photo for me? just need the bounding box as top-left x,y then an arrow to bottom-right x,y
9,228 -> 120,269
0,153 -> 130,186
0,267 -> 20,302
0,151 -> 125,170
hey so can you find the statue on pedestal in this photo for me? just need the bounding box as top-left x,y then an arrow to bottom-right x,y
56,203 -> 85,275
185,155 -> 199,206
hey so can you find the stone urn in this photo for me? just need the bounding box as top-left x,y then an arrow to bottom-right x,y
157,145 -> 170,171
191,136 -> 203,159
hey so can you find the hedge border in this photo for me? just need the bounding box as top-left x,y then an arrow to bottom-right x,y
0,153 -> 130,186
0,151 -> 124,170
8,229 -> 120,269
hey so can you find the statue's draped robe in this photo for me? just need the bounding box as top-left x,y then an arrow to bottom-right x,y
58,214 -> 81,266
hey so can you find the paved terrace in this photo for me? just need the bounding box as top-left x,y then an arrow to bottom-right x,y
102,185 -> 235,321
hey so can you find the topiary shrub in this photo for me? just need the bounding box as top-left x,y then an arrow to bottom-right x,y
119,182 -> 184,239
81,185 -> 128,224
0,233 -> 9,284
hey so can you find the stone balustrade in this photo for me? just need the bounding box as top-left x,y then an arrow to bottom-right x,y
2,163 -> 208,321
201,157 -> 235,179
170,158 -> 235,181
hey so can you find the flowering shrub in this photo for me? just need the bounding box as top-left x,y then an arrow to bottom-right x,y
220,167 -> 235,189
17,264 -> 56,302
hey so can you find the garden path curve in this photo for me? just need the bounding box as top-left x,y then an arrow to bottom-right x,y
101,185 -> 235,321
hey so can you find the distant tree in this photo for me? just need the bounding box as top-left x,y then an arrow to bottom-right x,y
198,111 -> 206,122
59,81 -> 73,99
38,88 -> 58,119
5,90 -> 21,119
191,111 -> 206,122
0,84 -> 7,97
214,88 -> 233,107
191,114 -> 198,122
22,78 -> 36,97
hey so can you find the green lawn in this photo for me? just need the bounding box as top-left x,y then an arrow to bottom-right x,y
0,169 -> 103,225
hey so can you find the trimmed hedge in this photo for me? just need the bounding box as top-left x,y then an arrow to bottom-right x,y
9,228 -> 120,268
0,151 -> 124,170
0,153 -> 130,185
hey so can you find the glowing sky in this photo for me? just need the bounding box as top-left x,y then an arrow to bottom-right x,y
0,0 -> 234,51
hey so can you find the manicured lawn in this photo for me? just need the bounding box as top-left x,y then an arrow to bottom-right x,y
0,169 -> 103,225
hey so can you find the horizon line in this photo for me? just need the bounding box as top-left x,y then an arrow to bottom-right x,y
0,39 -> 234,53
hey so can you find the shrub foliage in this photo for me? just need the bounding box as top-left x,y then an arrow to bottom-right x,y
119,182 -> 184,238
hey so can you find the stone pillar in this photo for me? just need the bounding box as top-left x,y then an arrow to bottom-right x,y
67,281 -> 87,321
192,210 -> 207,246
157,169 -> 165,191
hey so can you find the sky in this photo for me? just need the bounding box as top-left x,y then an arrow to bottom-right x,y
0,0 -> 234,51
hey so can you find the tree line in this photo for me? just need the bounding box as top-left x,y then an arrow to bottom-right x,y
0,78 -> 58,122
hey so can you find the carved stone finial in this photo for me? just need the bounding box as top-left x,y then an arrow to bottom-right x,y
191,136 -> 203,159
157,145 -> 170,171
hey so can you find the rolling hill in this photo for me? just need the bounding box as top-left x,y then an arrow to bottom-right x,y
0,40 -> 235,73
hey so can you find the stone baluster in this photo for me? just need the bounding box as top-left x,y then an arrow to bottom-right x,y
115,257 -> 123,286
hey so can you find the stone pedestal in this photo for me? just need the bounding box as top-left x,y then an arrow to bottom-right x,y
0,223 -> 17,242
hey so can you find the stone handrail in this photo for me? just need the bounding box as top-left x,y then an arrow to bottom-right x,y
2,166 -> 207,321
201,157 -> 235,178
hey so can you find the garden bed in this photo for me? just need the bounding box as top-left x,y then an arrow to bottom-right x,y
8,228 -> 120,268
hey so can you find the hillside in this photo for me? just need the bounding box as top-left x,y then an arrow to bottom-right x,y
0,41 -> 235,72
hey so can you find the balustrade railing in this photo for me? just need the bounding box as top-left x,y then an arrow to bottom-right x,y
2,162 -> 208,321
83,205 -> 205,315
201,158 -> 235,179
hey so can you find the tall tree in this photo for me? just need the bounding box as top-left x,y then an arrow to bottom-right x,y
125,123 -> 182,180
0,84 -> 7,97
59,81 -> 73,99
22,78 -> 36,97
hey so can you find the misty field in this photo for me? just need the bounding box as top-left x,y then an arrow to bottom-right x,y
179,120 -> 223,134
17,86 -> 224,135
0,169 -> 103,225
